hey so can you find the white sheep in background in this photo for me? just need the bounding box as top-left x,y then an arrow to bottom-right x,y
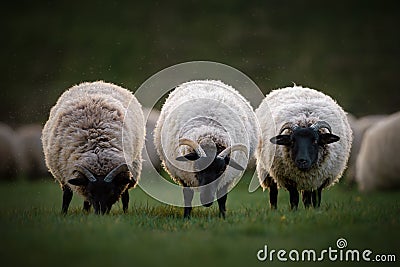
256,86 -> 352,209
0,123 -> 19,181
142,107 -> 162,171
345,114 -> 387,184
42,81 -> 145,214
356,111 -> 400,191
16,124 -> 49,180
154,80 -> 258,218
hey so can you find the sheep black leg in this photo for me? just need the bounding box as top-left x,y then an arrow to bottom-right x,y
302,191 -> 312,208
61,185 -> 73,214
83,201 -> 91,212
183,187 -> 194,219
269,179 -> 278,209
287,186 -> 299,210
122,190 -> 129,213
312,187 -> 323,208
217,185 -> 228,219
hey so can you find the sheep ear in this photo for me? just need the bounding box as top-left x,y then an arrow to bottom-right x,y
270,135 -> 291,146
176,152 -> 200,161
319,133 -> 340,145
227,158 -> 245,171
68,177 -> 88,186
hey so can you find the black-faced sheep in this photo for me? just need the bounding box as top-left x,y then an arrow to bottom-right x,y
355,111 -> 400,191
42,81 -> 145,214
154,80 -> 258,218
256,86 -> 352,209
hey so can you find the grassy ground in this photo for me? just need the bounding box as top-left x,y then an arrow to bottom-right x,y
0,174 -> 398,267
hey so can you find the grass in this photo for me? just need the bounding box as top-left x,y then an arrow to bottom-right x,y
0,174 -> 399,267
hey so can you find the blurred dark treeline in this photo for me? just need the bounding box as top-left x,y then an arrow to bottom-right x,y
1,0 -> 399,126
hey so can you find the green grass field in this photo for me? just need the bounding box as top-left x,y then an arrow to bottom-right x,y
0,173 -> 398,267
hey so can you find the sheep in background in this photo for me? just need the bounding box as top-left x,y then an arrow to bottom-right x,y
345,114 -> 387,184
42,81 -> 145,214
16,124 -> 49,180
154,80 -> 258,218
142,107 -> 162,171
0,123 -> 19,181
356,111 -> 400,191
256,86 -> 352,209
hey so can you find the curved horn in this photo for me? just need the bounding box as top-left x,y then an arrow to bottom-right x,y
279,122 -> 299,134
217,144 -> 248,159
104,163 -> 129,183
178,138 -> 207,158
310,121 -> 332,133
74,164 -> 97,182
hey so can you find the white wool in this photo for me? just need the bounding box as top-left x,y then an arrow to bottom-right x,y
154,80 -> 259,189
356,111 -> 400,191
256,86 -> 352,190
42,81 -> 145,195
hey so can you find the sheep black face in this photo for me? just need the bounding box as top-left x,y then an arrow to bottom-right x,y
176,138 -> 247,218
270,121 -> 340,171
68,164 -> 133,214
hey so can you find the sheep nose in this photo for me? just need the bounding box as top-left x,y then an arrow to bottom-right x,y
296,158 -> 310,170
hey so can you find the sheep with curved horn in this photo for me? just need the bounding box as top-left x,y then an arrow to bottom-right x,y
154,80 -> 259,219
42,81 -> 145,214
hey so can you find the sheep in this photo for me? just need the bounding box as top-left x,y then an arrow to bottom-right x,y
16,124 -> 50,180
355,111 -> 400,191
42,81 -> 145,214
345,114 -> 387,184
0,123 -> 19,181
256,85 -> 352,209
154,80 -> 258,218
142,107 -> 162,171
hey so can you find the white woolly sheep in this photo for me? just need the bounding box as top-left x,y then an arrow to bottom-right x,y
0,123 -> 19,181
142,107 -> 162,171
256,86 -> 352,209
42,81 -> 145,214
345,114 -> 387,184
355,111 -> 400,191
16,124 -> 49,180
154,80 -> 258,218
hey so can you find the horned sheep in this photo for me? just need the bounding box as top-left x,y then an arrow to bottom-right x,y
256,86 -> 352,209
355,111 -> 400,191
42,81 -> 145,214
154,80 -> 258,218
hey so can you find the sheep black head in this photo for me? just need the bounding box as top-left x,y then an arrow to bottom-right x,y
68,164 -> 133,214
270,121 -> 340,171
176,138 -> 247,207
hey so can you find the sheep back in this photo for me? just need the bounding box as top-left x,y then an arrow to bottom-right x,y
355,111 -> 400,191
42,81 -> 145,192
154,80 -> 258,189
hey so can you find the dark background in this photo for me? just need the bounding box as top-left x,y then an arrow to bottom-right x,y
1,0 -> 399,125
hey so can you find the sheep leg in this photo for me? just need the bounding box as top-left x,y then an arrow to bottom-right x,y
122,190 -> 129,213
61,185 -> 73,214
183,187 -> 194,219
217,185 -> 228,219
312,188 -> 323,208
83,201 -> 91,212
269,179 -> 278,209
287,185 -> 299,210
302,191 -> 312,208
